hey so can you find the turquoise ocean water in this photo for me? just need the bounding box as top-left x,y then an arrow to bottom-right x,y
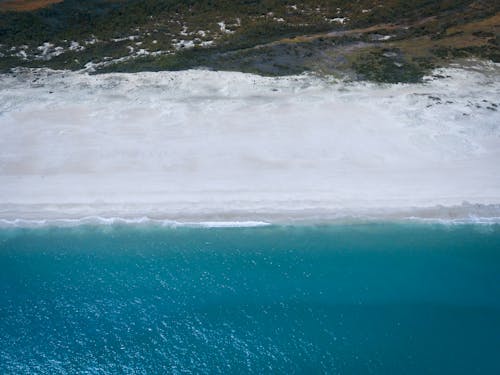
1,223 -> 499,374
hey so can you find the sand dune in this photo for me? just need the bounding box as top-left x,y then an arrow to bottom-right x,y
0,61 -> 499,223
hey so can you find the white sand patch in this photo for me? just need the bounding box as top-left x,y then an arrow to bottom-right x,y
217,21 -> 234,34
200,40 -> 214,47
0,62 -> 499,222
35,43 -> 65,60
331,17 -> 348,24
69,41 -> 85,51
173,40 -> 195,49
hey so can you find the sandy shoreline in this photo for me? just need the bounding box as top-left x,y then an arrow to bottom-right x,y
1,62 -> 499,225
1,202 -> 500,227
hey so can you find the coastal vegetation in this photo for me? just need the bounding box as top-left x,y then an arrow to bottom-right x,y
0,0 -> 498,81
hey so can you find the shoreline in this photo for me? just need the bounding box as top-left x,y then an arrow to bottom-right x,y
1,202 -> 500,227
1,64 -> 499,227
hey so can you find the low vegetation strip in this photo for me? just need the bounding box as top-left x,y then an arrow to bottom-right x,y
0,0 -> 498,82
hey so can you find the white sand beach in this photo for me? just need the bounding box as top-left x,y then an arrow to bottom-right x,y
0,61 -> 499,224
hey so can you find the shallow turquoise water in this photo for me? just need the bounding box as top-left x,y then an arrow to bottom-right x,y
0,223 -> 499,374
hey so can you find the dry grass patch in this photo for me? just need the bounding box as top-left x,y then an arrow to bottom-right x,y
0,0 -> 63,12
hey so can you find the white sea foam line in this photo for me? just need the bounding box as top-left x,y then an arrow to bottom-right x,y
0,217 -> 271,228
402,216 -> 500,225
195,221 -> 271,227
1,216 -> 500,229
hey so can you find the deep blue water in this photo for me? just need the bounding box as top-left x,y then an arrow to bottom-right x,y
0,223 -> 499,374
